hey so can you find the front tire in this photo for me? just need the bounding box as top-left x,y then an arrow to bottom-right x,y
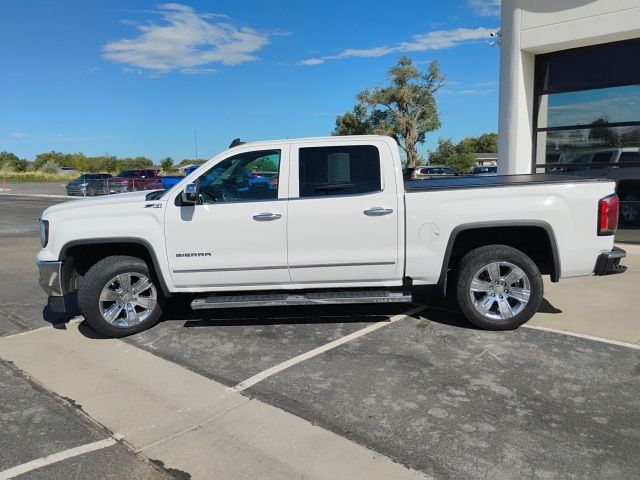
78,255 -> 164,337
456,245 -> 543,330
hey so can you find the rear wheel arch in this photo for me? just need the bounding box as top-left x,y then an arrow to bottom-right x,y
438,221 -> 560,286
59,238 -> 171,296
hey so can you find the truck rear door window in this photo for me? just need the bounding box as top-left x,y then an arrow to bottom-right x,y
298,145 -> 381,197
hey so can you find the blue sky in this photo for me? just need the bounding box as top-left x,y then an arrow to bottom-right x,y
1,0 -> 501,162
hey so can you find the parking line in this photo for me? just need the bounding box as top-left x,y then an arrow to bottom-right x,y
231,305 -> 427,393
523,324 -> 640,350
0,438 -> 116,480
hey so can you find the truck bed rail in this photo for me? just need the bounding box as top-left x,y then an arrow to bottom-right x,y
404,174 -> 608,192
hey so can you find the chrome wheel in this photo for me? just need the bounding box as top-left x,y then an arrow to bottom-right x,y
98,272 -> 157,328
469,261 -> 531,321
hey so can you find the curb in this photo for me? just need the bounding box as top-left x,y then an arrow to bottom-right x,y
0,192 -> 69,199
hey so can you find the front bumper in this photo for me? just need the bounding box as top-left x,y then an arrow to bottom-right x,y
594,247 -> 627,276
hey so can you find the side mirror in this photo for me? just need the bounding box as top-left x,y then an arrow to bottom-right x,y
182,183 -> 198,205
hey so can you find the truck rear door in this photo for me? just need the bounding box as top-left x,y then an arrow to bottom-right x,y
287,140 -> 401,285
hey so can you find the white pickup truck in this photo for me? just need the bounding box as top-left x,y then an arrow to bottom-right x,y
37,136 -> 626,337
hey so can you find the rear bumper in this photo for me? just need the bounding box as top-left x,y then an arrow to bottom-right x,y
594,247 -> 627,276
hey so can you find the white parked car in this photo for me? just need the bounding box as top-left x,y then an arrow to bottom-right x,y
37,136 -> 626,337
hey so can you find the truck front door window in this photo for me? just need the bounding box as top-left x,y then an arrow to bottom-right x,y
197,150 -> 281,203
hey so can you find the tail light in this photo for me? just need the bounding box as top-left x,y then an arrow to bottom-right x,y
598,194 -> 619,236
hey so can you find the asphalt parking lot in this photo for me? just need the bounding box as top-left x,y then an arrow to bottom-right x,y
1,194 -> 639,479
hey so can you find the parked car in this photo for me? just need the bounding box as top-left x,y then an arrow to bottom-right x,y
404,165 -> 460,180
551,148 -> 640,225
144,165 -> 202,191
472,165 -> 498,176
108,169 -> 161,193
37,135 -> 625,338
65,173 -> 113,196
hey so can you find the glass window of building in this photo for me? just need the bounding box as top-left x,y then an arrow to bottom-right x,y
534,39 -> 640,240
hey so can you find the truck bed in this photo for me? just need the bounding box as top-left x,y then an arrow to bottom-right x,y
404,174 -> 607,192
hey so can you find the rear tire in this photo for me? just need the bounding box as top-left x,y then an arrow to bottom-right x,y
456,245 -> 543,330
78,255 -> 165,337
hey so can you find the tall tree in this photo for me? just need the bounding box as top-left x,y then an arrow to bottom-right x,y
459,132 -> 498,153
429,138 -> 476,174
334,56 -> 445,167
589,118 -> 619,146
0,151 -> 28,172
161,157 -> 175,172
333,105 -> 371,136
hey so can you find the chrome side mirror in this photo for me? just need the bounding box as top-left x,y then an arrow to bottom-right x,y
181,183 -> 198,205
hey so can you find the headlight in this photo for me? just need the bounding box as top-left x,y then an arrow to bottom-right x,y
79,182 -> 88,187
39,219 -> 49,247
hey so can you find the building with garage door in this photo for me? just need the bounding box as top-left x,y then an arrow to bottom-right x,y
498,0 -> 640,241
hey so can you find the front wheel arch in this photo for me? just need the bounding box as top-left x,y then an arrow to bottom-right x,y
78,255 -> 166,337
60,239 -> 172,297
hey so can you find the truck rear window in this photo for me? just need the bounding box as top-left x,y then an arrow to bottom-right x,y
298,145 -> 381,197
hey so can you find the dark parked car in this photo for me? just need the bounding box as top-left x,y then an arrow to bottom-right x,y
403,165 -> 460,180
472,165 -> 498,176
66,173 -> 113,196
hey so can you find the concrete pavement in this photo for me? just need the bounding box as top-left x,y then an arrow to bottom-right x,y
0,322 -> 430,480
531,243 -> 640,345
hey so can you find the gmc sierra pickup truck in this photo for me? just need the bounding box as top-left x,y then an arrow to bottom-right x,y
37,136 -> 626,337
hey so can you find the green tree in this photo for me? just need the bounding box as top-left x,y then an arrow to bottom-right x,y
333,105 -> 372,136
0,152 -> 28,172
70,153 -> 89,172
34,152 -> 65,170
41,159 -> 60,173
122,157 -> 153,169
179,159 -> 207,166
429,138 -> 476,174
249,157 -> 278,172
161,157 -> 175,172
334,56 -> 445,168
589,118 -> 619,146
96,156 -> 118,173
459,132 -> 498,153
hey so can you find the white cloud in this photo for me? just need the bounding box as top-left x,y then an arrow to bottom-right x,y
104,3 -> 270,73
10,132 -> 27,139
181,67 -> 216,75
53,133 -> 80,142
300,27 -> 495,65
469,0 -> 501,17
300,58 -> 325,65
440,80 -> 497,97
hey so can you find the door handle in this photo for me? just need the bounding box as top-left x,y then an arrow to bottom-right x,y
253,212 -> 282,221
363,207 -> 393,216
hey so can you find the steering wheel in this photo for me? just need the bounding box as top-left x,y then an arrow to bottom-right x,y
200,182 -> 235,203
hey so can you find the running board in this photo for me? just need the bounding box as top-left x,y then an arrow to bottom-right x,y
191,290 -> 412,310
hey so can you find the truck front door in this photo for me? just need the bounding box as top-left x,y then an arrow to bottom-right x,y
164,147 -> 291,289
